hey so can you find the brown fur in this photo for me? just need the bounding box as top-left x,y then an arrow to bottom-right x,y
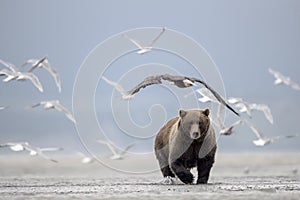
154,109 -> 217,184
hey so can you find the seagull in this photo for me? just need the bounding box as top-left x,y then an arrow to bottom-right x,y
228,97 -> 273,124
0,59 -> 43,92
0,106 -> 9,110
268,68 -> 300,90
292,168 -> 298,175
243,167 -> 250,174
22,56 -> 61,92
218,118 -> 244,136
213,103 -> 244,135
126,74 -> 239,116
0,142 -> 63,162
97,140 -> 134,160
243,121 -> 299,146
102,76 -> 133,99
28,100 -> 76,124
123,27 -> 166,54
76,152 -> 95,164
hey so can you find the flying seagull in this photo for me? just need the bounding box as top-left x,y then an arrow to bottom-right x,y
0,142 -> 63,162
126,74 -> 239,116
123,27 -> 166,54
191,89 -> 243,134
243,121 -> 299,146
22,56 -> 61,92
0,59 -> 43,92
268,68 -> 300,90
28,100 -> 76,124
0,106 -> 9,110
213,103 -> 244,135
228,97 -> 273,124
97,140 -> 134,160
217,118 -> 244,136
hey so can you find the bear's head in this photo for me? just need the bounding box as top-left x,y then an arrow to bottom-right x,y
178,108 -> 210,140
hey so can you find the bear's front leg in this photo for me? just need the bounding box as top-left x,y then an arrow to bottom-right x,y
170,159 -> 194,184
196,155 -> 215,184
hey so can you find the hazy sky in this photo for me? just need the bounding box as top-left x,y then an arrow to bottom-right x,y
0,0 -> 300,156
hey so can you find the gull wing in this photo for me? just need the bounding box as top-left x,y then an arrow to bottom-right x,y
190,77 -> 239,116
123,34 -> 145,49
289,80 -> 300,90
215,104 -> 226,130
0,59 -> 19,73
21,72 -> 44,92
227,97 -> 244,104
38,152 -> 59,163
23,143 -> 59,162
97,140 -> 119,156
120,143 -> 135,156
268,68 -> 283,82
148,27 -> 166,47
102,76 -> 128,96
25,56 -> 48,72
244,121 -> 265,140
52,101 -> 76,123
0,69 -> 17,82
39,147 -> 64,152
250,103 -> 273,124
41,59 -> 62,93
196,88 -> 219,103
126,75 -> 163,97
0,143 -> 25,151
29,101 -> 43,108
234,102 -> 251,116
229,119 -> 244,128
22,59 -> 39,71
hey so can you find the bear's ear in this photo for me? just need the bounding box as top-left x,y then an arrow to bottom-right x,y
202,108 -> 210,117
179,109 -> 187,118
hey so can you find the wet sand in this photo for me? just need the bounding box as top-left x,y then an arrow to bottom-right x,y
0,152 -> 299,199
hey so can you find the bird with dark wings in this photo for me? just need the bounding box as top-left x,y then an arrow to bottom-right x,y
126,74 -> 240,116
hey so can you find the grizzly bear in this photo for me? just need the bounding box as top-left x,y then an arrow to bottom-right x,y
154,108 -> 217,184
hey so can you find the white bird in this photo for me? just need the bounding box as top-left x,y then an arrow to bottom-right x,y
244,121 -> 299,146
22,56 -> 61,92
102,76 -> 133,100
28,100 -> 76,124
218,118 -> 245,136
228,97 -> 273,124
214,104 -> 244,135
191,89 -> 243,135
292,168 -> 298,175
123,27 -> 166,54
0,142 -> 63,162
0,106 -> 9,110
243,167 -> 250,174
97,140 -> 134,160
0,60 -> 43,92
76,152 -> 95,164
269,68 -> 300,90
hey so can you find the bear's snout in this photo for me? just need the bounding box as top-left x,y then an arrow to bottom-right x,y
191,131 -> 200,139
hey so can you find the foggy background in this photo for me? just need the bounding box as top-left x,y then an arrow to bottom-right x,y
0,0 -> 299,156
